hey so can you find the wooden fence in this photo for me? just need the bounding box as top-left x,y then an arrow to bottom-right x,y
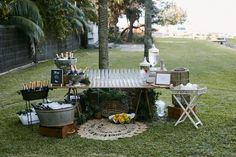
0,25 -> 81,73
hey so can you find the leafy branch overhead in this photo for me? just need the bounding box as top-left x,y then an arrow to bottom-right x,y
107,0 -> 187,43
0,0 -> 92,41
0,0 -> 44,43
75,0 -> 98,23
154,1 -> 187,26
35,0 -> 89,40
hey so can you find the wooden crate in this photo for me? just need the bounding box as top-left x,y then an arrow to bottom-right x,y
168,106 -> 196,119
39,123 -> 77,138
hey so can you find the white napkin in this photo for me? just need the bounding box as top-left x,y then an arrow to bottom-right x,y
179,83 -> 198,90
43,102 -> 73,110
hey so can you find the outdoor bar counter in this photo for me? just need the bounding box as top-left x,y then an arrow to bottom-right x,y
52,69 -> 170,119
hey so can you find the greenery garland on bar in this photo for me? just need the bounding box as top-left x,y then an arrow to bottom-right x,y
76,88 -> 161,124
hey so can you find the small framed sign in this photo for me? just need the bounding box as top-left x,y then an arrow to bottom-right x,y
155,72 -> 171,86
51,69 -> 63,86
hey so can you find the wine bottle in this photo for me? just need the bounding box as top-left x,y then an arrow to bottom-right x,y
73,65 -> 79,74
68,52 -> 71,59
65,52 -> 68,58
56,54 -> 60,59
83,67 -> 88,73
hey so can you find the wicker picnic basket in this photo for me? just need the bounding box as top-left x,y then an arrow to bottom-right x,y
171,67 -> 190,107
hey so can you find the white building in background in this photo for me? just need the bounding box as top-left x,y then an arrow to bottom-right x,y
116,15 -> 129,33
88,22 -> 98,46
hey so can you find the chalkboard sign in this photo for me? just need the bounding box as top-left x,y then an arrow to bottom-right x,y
51,69 -> 63,85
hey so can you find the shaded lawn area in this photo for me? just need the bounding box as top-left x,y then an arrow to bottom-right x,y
0,38 -> 236,157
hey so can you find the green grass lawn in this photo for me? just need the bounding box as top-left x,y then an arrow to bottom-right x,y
0,38 -> 236,157
227,38 -> 236,45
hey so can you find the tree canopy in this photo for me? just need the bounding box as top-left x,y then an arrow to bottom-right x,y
35,0 -> 89,40
107,0 -> 187,42
0,0 -> 91,41
154,1 -> 187,26
0,0 -> 44,43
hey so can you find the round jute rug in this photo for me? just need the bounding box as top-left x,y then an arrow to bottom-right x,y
77,119 -> 147,140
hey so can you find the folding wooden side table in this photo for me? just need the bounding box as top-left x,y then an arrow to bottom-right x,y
171,87 -> 207,129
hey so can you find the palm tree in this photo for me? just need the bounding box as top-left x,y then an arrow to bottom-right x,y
75,0 -> 97,23
0,0 -> 44,63
98,0 -> 109,69
66,1 -> 90,48
0,0 -> 44,43
144,0 -> 153,59
125,1 -> 142,42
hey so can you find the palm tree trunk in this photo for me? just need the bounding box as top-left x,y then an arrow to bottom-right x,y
29,37 -> 38,63
98,0 -> 109,69
144,0 -> 153,59
127,20 -> 134,42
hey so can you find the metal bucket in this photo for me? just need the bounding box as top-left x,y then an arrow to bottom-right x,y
68,74 -> 85,85
20,89 -> 49,101
54,58 -> 77,74
36,107 -> 75,127
54,58 -> 77,68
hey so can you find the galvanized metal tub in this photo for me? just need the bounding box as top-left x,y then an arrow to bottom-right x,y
54,58 -> 77,74
36,107 -> 75,127
54,58 -> 77,67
